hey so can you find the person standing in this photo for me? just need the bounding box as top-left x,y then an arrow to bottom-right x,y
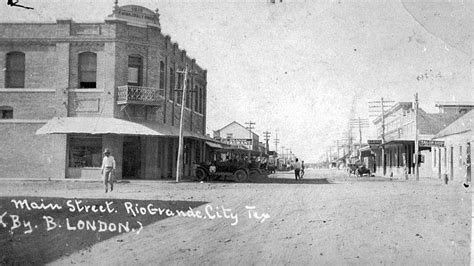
293,158 -> 301,180
301,160 -> 305,179
101,148 -> 116,193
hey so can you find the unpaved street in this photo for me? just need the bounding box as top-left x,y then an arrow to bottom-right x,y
0,169 -> 470,265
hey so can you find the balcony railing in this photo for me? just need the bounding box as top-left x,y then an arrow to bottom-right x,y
117,85 -> 165,106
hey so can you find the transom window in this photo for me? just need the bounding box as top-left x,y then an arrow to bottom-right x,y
5,52 -> 25,88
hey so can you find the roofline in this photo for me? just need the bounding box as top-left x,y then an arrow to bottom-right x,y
373,102 -> 413,124
433,129 -> 472,140
216,121 -> 258,136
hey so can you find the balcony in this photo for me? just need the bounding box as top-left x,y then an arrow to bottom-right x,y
117,85 -> 165,106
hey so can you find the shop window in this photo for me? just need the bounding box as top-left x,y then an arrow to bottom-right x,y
5,51 -> 25,88
128,55 -> 142,86
69,136 -> 102,168
78,52 -> 97,88
0,106 -> 13,119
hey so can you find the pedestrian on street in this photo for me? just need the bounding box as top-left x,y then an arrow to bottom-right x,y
293,158 -> 301,180
301,160 -> 305,179
101,148 -> 116,193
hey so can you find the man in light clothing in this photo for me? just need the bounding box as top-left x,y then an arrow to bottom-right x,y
101,148 -> 116,193
293,158 -> 301,180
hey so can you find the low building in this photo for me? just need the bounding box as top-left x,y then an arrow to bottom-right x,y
431,110 -> 473,183
0,3 -> 211,179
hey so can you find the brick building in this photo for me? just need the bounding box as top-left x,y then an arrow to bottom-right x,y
0,3 -> 211,179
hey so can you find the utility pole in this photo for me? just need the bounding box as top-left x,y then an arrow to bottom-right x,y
349,118 -> 369,159
175,66 -> 197,183
369,98 -> 394,176
381,97 -> 386,176
274,132 -> 279,154
281,146 -> 285,166
245,121 -> 256,159
175,66 -> 189,183
414,93 -> 419,181
263,131 -> 271,154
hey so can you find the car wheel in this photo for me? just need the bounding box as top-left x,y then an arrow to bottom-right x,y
195,168 -> 207,181
233,169 -> 248,182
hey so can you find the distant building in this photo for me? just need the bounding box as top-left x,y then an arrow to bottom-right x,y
431,110 -> 473,183
435,102 -> 474,115
213,121 -> 260,152
368,102 -> 464,178
0,3 -> 210,179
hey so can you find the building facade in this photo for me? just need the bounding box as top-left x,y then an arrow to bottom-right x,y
0,4 -> 210,179
369,102 -> 463,178
431,110 -> 473,183
213,121 -> 260,152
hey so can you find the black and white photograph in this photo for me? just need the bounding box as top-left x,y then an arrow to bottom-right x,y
0,0 -> 472,265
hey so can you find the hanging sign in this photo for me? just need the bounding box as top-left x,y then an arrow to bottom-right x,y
418,140 -> 445,147
367,139 -> 382,145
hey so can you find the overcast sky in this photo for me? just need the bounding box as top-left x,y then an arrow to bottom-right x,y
1,0 -> 472,162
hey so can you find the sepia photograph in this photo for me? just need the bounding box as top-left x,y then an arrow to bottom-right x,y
0,0 -> 472,265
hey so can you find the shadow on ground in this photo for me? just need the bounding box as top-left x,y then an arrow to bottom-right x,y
0,197 -> 206,265
251,177 -> 332,184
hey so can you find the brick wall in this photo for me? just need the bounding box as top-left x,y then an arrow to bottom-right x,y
0,91 -> 61,119
0,123 -> 66,179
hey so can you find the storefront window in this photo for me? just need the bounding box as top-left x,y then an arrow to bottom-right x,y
69,136 -> 102,167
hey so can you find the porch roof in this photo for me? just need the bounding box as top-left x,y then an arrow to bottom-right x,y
35,117 -> 212,141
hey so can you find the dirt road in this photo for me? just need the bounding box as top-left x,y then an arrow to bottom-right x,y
0,169 -> 470,265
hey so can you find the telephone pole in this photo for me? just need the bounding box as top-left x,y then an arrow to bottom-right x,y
349,118 -> 369,159
369,98 -> 394,176
263,131 -> 271,154
175,66 -> 197,183
274,132 -> 279,154
245,121 -> 256,159
414,93 -> 419,181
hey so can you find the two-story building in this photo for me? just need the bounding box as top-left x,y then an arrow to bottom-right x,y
369,102 -> 462,178
0,3 -> 211,180
213,121 -> 260,152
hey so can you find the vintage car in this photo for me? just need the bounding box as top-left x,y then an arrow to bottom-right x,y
347,162 -> 371,177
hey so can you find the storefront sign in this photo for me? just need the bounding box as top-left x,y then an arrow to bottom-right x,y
108,5 -> 161,27
223,138 -> 252,146
367,139 -> 382,145
418,140 -> 445,147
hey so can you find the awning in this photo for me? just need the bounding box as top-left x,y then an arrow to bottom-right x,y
206,141 -> 224,149
36,117 -> 211,140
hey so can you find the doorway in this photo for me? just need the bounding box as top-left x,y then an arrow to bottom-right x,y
123,136 -> 141,179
